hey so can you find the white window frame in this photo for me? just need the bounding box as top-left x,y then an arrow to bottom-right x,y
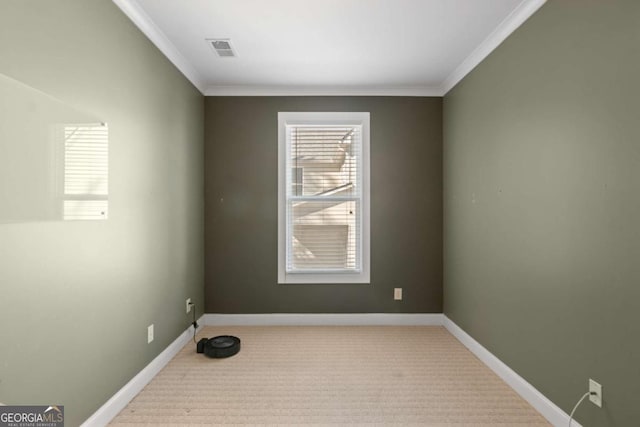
278,112 -> 370,284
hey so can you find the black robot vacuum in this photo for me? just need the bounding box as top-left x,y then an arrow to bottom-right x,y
197,335 -> 241,358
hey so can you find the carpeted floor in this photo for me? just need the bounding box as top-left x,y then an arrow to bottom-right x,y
110,326 -> 550,426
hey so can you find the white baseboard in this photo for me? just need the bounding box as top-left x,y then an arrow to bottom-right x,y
442,316 -> 579,427
202,313 -> 444,326
81,317 -> 203,427
81,312 -> 575,427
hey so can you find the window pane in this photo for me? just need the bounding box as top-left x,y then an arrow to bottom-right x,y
288,200 -> 359,271
290,127 -> 358,197
292,167 -> 303,196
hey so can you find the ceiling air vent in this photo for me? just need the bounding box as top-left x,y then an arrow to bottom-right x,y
207,39 -> 237,58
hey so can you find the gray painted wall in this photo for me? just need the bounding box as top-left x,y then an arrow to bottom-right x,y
205,97 -> 442,313
444,1 -> 640,425
0,1 -> 204,425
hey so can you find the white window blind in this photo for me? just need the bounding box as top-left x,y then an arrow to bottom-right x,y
62,124 -> 108,220
278,112 -> 370,284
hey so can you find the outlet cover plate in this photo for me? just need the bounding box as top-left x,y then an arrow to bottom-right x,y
186,298 -> 192,313
589,379 -> 602,407
394,288 -> 402,300
147,324 -> 154,344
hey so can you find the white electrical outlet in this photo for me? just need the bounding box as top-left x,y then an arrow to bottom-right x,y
589,379 -> 602,407
186,298 -> 192,313
147,324 -> 154,344
394,288 -> 402,300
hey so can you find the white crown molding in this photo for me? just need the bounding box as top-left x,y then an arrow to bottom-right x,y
81,317 -> 203,427
442,315 -> 581,427
113,0 -> 544,97
440,0 -> 547,95
202,313 -> 444,326
111,0 -> 207,94
204,85 -> 444,97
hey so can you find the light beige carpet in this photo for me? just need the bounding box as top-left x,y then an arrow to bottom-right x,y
110,326 -> 550,426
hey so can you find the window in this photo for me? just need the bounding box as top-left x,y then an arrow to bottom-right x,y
278,112 -> 370,284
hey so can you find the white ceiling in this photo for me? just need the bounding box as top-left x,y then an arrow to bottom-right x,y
113,0 -> 546,96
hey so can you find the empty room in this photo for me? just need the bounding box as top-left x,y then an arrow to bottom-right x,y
0,0 -> 638,426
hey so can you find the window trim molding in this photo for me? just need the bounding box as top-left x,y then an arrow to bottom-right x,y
278,112 -> 370,284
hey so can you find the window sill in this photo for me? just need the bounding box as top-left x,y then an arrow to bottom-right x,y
278,272 -> 370,284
